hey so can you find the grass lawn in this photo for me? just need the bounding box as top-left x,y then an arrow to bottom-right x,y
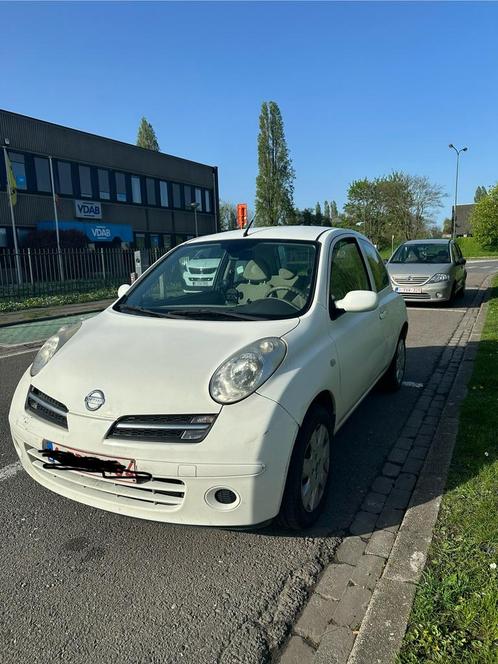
398,275 -> 498,663
457,237 -> 498,259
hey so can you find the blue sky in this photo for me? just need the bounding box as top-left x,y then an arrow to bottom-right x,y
2,1 -> 497,224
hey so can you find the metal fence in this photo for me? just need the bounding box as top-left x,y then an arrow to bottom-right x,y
0,247 -> 168,299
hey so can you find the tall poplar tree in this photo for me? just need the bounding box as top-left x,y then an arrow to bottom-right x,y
323,200 -> 331,221
136,117 -> 160,151
255,101 -> 295,225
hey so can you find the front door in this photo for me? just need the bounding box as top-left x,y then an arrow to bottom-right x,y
327,236 -> 385,424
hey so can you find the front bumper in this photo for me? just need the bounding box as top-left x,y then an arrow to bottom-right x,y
9,371 -> 299,527
392,280 -> 453,303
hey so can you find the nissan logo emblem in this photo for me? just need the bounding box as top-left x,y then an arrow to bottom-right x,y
85,390 -> 105,411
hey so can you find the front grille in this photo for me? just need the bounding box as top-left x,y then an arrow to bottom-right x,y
392,275 -> 429,285
106,414 -> 217,443
24,443 -> 186,510
188,267 -> 216,275
26,387 -> 68,429
400,292 -> 430,299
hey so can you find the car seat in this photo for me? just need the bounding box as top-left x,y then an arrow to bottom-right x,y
236,259 -> 272,304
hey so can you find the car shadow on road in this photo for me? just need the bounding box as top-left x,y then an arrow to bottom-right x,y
257,337 -> 494,541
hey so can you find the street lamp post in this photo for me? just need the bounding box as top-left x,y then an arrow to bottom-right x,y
448,144 -> 468,239
190,202 -> 200,236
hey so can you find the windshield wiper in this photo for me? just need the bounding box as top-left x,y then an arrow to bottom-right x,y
162,308 -> 263,321
116,304 -> 174,318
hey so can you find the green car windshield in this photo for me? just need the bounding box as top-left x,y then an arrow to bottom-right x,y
116,239 -> 318,320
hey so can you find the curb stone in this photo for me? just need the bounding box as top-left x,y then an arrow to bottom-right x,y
278,273 -> 494,664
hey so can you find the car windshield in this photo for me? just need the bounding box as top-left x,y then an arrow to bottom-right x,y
390,243 -> 451,264
116,239 -> 318,320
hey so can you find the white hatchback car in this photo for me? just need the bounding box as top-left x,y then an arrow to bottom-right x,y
9,227 -> 407,530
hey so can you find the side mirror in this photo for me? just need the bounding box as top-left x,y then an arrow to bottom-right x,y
117,284 -> 131,299
335,290 -> 378,313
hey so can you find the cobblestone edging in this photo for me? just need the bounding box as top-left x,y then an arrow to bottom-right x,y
278,278 -> 492,664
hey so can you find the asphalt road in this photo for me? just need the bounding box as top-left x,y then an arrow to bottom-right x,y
1,260 -> 497,664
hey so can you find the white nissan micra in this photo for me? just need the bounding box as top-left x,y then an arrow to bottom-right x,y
9,226 -> 407,530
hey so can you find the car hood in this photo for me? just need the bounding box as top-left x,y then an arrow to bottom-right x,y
386,262 -> 452,276
31,308 -> 300,417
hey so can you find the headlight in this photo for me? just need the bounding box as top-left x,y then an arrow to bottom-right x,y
30,322 -> 82,377
209,337 -> 286,404
428,273 -> 451,283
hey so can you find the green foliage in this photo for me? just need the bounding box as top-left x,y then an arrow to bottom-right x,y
323,200 -> 330,221
136,116 -> 160,151
474,185 -> 488,203
344,172 -> 444,248
218,200 -> 237,231
442,218 -> 453,235
0,288 -> 116,313
255,101 -> 295,225
399,276 -> 498,664
329,200 -> 339,218
315,202 -> 323,224
457,237 -> 498,258
471,183 -> 498,249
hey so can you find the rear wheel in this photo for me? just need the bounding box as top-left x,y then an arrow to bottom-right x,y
381,335 -> 406,391
278,404 -> 333,530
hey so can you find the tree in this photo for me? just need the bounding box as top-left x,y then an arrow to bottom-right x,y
323,200 -> 330,221
474,185 -> 488,203
442,218 -> 453,235
315,202 -> 323,225
471,183 -> 498,248
218,201 -> 237,232
136,117 -> 160,151
255,101 -> 295,225
330,200 -> 339,218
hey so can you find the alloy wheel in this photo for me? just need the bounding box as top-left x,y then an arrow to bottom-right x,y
301,423 -> 330,513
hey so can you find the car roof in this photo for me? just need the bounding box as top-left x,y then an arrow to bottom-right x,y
186,225 -> 368,244
402,239 -> 451,245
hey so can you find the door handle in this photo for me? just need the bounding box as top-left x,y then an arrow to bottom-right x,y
379,309 -> 387,320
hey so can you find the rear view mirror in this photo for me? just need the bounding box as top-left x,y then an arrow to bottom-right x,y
117,284 -> 130,298
335,290 -> 378,313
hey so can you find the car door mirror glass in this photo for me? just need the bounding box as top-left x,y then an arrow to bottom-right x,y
335,290 -> 378,313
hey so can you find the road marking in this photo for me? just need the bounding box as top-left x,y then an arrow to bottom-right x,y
0,462 -> 21,482
402,381 -> 424,388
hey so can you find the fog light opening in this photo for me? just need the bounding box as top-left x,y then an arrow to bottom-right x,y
205,486 -> 241,511
214,489 -> 237,505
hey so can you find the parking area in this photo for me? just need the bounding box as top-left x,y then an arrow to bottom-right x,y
0,260 -> 497,664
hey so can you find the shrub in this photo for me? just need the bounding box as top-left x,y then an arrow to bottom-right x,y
471,183 -> 498,248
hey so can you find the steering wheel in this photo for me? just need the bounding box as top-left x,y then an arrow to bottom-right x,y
266,285 -> 304,309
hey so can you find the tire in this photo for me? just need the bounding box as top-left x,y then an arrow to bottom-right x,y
457,279 -> 466,299
278,404 -> 333,530
380,335 -> 406,392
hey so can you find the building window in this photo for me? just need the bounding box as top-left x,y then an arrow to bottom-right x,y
9,153 -> 27,190
204,189 -> 211,213
57,161 -> 73,195
163,234 -> 172,250
172,183 -> 182,209
115,172 -> 126,202
34,157 -> 51,193
131,176 -> 142,204
184,185 -> 192,207
159,181 -> 169,207
195,188 -> 202,210
135,233 -> 146,249
146,178 -> 156,206
0,228 -> 7,248
79,165 -> 92,198
98,169 -> 110,200
150,234 -> 160,248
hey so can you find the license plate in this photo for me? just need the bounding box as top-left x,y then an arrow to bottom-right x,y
396,287 -> 422,294
42,440 -> 138,483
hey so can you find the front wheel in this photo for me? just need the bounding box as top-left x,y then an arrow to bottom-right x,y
381,335 -> 406,391
278,404 -> 333,530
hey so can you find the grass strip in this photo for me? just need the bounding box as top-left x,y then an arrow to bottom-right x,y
398,275 -> 498,664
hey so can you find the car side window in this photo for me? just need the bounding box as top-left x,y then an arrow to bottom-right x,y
330,238 -> 371,303
360,240 -> 390,292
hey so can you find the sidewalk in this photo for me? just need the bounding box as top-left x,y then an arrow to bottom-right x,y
0,299 -> 114,328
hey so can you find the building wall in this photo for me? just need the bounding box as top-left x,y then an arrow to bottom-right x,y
0,110 -> 219,248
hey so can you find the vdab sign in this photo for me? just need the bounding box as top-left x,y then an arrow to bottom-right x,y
75,200 -> 102,219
